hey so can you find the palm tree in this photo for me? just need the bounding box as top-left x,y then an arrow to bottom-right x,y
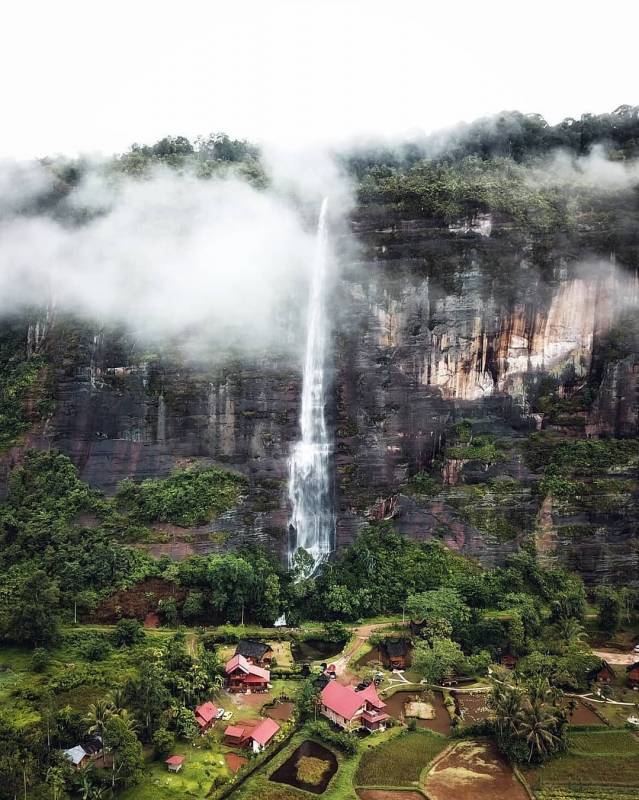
516,698 -> 561,762
84,698 -> 116,741
490,681 -> 522,739
555,616 -> 587,646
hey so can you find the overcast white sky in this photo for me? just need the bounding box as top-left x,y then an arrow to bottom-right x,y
2,0 -> 637,159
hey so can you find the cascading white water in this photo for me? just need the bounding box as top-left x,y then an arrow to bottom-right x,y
287,197 -> 334,573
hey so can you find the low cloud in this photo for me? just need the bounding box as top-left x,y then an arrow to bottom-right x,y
0,163 -> 334,358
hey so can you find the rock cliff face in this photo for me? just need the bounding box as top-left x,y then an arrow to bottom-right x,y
3,209 -> 638,582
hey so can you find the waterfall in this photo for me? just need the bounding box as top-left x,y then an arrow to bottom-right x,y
287,197 -> 334,574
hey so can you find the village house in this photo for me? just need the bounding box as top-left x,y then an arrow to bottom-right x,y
165,755 -> 185,773
626,661 -> 639,688
223,718 -> 280,753
499,653 -> 519,670
225,653 -> 270,693
194,701 -> 220,733
234,639 -> 274,667
588,660 -> 616,685
63,736 -> 103,770
320,681 -> 389,732
384,639 -> 410,670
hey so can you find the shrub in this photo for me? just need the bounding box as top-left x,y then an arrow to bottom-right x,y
305,720 -> 358,755
31,648 -> 50,673
152,727 -> 174,759
114,618 -> 144,647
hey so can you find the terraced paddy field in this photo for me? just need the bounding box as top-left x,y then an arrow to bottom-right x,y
523,729 -> 639,796
355,729 -> 446,787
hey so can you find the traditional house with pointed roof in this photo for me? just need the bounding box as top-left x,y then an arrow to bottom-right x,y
320,681 -> 389,732
384,639 -> 411,669
588,660 -> 616,685
194,701 -> 220,733
234,639 -> 273,666
626,661 -> 639,687
225,653 -> 270,693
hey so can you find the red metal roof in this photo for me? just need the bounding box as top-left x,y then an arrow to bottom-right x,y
356,683 -> 386,709
224,725 -> 246,739
320,681 -> 366,720
225,653 -> 269,681
250,717 -> 280,746
194,701 -> 219,725
165,755 -> 185,765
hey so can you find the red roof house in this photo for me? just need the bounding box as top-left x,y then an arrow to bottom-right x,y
249,718 -> 280,753
223,718 -> 280,752
165,755 -> 185,773
320,681 -> 389,732
194,701 -> 219,733
225,654 -> 270,693
224,724 -> 249,746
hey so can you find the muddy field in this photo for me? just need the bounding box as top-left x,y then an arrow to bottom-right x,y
383,690 -> 451,734
454,691 -> 491,724
424,740 -> 529,800
569,699 -> 606,725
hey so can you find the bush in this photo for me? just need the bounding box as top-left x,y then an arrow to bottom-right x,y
114,618 -> 145,647
31,648 -> 50,673
115,466 -> 245,526
305,720 -> 358,755
152,727 -> 175,759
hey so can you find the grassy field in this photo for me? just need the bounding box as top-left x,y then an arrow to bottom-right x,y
524,729 -> 639,793
354,729 -> 447,787
120,740 -> 231,800
535,789 -> 639,800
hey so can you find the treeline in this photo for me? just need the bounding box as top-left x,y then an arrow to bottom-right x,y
345,105 -> 639,177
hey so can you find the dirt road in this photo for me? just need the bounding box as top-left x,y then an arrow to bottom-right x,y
333,622 -> 406,683
592,648 -> 638,665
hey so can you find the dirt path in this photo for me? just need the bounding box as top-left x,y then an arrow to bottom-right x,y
334,622 -> 406,683
424,740 -> 529,800
592,648 -> 638,665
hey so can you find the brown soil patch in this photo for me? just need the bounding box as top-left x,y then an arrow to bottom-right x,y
143,612 -> 159,628
264,701 -> 295,721
225,752 -> 248,773
569,698 -> 606,725
424,740 -> 528,800
357,791 -> 425,800
454,691 -> 492,724
91,577 -> 184,623
383,691 -> 451,734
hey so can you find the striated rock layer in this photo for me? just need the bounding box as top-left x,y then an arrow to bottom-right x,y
3,210 -> 638,582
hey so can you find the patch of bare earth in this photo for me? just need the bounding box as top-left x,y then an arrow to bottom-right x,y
424,740 -> 528,800
357,791 -> 425,800
356,789 -> 424,800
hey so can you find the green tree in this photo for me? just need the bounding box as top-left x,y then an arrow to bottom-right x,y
412,637 -> 465,683
597,587 -> 621,633
0,570 -> 61,646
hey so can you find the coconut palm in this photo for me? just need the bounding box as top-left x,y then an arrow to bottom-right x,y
84,698 -> 116,741
555,616 -> 587,646
490,681 -> 522,739
516,698 -> 561,762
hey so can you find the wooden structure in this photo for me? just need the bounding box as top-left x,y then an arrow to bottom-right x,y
225,654 -> 270,693
320,681 -> 389,732
165,755 -> 185,773
234,639 -> 274,667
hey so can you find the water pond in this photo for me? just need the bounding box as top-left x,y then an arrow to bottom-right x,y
270,740 -> 338,794
291,638 -> 343,663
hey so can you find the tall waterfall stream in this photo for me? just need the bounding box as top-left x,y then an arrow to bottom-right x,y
287,197 -> 335,574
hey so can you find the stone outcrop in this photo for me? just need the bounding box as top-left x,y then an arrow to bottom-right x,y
3,209 -> 638,583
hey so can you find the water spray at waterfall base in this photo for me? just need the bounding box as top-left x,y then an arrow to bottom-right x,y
287,197 -> 335,575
